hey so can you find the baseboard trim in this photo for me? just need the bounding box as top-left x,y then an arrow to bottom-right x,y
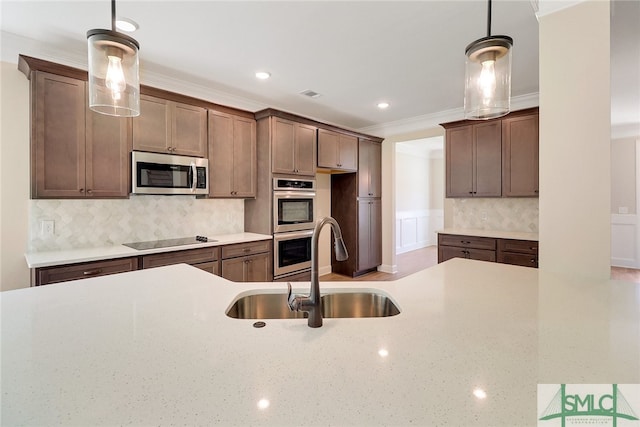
378,264 -> 397,274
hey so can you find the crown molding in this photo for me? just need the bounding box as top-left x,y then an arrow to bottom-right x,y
357,93 -> 540,138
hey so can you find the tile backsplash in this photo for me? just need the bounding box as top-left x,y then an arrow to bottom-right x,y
452,198 -> 539,232
29,196 -> 245,251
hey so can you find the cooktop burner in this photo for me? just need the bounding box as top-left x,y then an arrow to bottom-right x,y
123,236 -> 213,250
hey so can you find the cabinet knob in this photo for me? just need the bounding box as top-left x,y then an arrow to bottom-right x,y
79,188 -> 84,193
87,189 -> 93,194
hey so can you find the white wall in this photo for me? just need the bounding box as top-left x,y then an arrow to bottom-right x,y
538,0 -> 611,279
395,138 -> 444,254
1,62 -> 30,291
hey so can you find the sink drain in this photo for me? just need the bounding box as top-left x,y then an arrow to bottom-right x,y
253,321 -> 266,328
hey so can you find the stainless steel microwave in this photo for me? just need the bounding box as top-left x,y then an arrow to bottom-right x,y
131,151 -> 209,195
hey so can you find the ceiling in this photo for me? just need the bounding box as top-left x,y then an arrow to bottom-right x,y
0,1 -> 637,137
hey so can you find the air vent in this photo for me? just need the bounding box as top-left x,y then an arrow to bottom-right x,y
300,89 -> 321,99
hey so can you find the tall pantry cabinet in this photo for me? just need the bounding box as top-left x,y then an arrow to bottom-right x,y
331,138 -> 382,277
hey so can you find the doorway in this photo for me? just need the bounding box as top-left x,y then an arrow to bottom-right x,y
394,136 -> 444,255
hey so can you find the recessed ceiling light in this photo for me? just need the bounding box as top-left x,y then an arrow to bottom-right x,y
377,102 -> 390,109
255,71 -> 271,80
115,17 -> 139,33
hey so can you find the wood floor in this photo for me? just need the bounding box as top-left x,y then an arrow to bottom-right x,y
320,246 -> 640,284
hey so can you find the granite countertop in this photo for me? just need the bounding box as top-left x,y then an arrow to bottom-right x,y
24,232 -> 273,268
1,259 -> 638,426
438,228 -> 539,241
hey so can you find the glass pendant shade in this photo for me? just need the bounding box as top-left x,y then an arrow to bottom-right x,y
464,35 -> 512,120
87,29 -> 140,117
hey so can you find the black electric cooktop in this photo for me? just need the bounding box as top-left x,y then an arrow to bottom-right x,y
123,236 -> 214,250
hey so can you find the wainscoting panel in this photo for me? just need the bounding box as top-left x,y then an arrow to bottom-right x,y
611,214 -> 639,268
396,210 -> 443,254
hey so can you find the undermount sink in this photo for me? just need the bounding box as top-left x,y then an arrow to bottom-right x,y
225,290 -> 401,320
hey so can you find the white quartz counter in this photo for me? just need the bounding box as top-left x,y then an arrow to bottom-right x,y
438,228 -> 539,241
1,259 -> 638,426
24,232 -> 272,268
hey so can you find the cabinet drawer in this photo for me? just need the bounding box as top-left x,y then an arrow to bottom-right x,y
142,247 -> 218,269
498,239 -> 538,255
221,240 -> 271,259
497,252 -> 538,268
438,234 -> 496,251
438,246 -> 496,263
34,257 -> 139,286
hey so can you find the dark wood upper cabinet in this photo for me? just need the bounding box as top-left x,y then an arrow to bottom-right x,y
358,139 -> 382,198
445,122 -> 502,197
208,110 -> 257,198
133,94 -> 207,157
502,113 -> 539,197
272,117 -> 316,176
317,129 -> 357,172
31,71 -> 130,199
442,108 -> 538,198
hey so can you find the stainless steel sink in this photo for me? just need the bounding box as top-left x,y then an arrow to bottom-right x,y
225,290 -> 400,319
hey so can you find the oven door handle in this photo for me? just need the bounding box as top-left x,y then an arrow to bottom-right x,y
274,229 -> 314,241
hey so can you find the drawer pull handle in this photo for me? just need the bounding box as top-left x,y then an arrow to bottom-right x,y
83,269 -> 103,276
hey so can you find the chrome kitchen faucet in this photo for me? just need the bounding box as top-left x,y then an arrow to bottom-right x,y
287,217 -> 348,328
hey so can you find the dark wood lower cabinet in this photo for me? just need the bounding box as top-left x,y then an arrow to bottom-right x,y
31,239 -> 273,286
220,240 -> 272,282
438,233 -> 538,268
32,257 -> 139,286
221,253 -> 271,282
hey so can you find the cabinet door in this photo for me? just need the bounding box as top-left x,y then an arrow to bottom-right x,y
438,245 -> 469,263
85,108 -> 131,198
369,199 -> 382,267
208,111 -> 234,196
357,200 -> 371,271
446,125 -> 474,197
357,199 -> 381,272
502,114 -> 539,197
232,116 -> 257,197
294,123 -> 317,176
221,257 -> 247,282
317,129 -> 339,168
338,134 -> 358,171
358,139 -> 382,198
272,118 -> 296,174
245,253 -> 271,282
133,95 -> 171,153
473,121 -> 502,197
171,102 -> 207,157
33,72 -> 86,198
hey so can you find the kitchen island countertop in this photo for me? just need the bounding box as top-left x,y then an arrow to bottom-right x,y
24,232 -> 272,268
1,259 -> 638,426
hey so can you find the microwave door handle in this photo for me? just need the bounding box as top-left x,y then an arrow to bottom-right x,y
190,163 -> 197,192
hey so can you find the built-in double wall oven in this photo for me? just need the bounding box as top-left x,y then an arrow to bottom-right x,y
272,177 -> 315,279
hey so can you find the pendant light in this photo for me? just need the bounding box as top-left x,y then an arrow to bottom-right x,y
464,0 -> 513,120
87,0 -> 140,117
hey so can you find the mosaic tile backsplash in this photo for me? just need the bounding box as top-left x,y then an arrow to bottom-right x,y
29,196 -> 245,251
452,198 -> 539,232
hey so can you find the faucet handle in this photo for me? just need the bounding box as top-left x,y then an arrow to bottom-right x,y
286,282 -> 300,311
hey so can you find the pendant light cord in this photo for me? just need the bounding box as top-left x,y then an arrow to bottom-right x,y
486,0 -> 492,37
111,0 -> 116,31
